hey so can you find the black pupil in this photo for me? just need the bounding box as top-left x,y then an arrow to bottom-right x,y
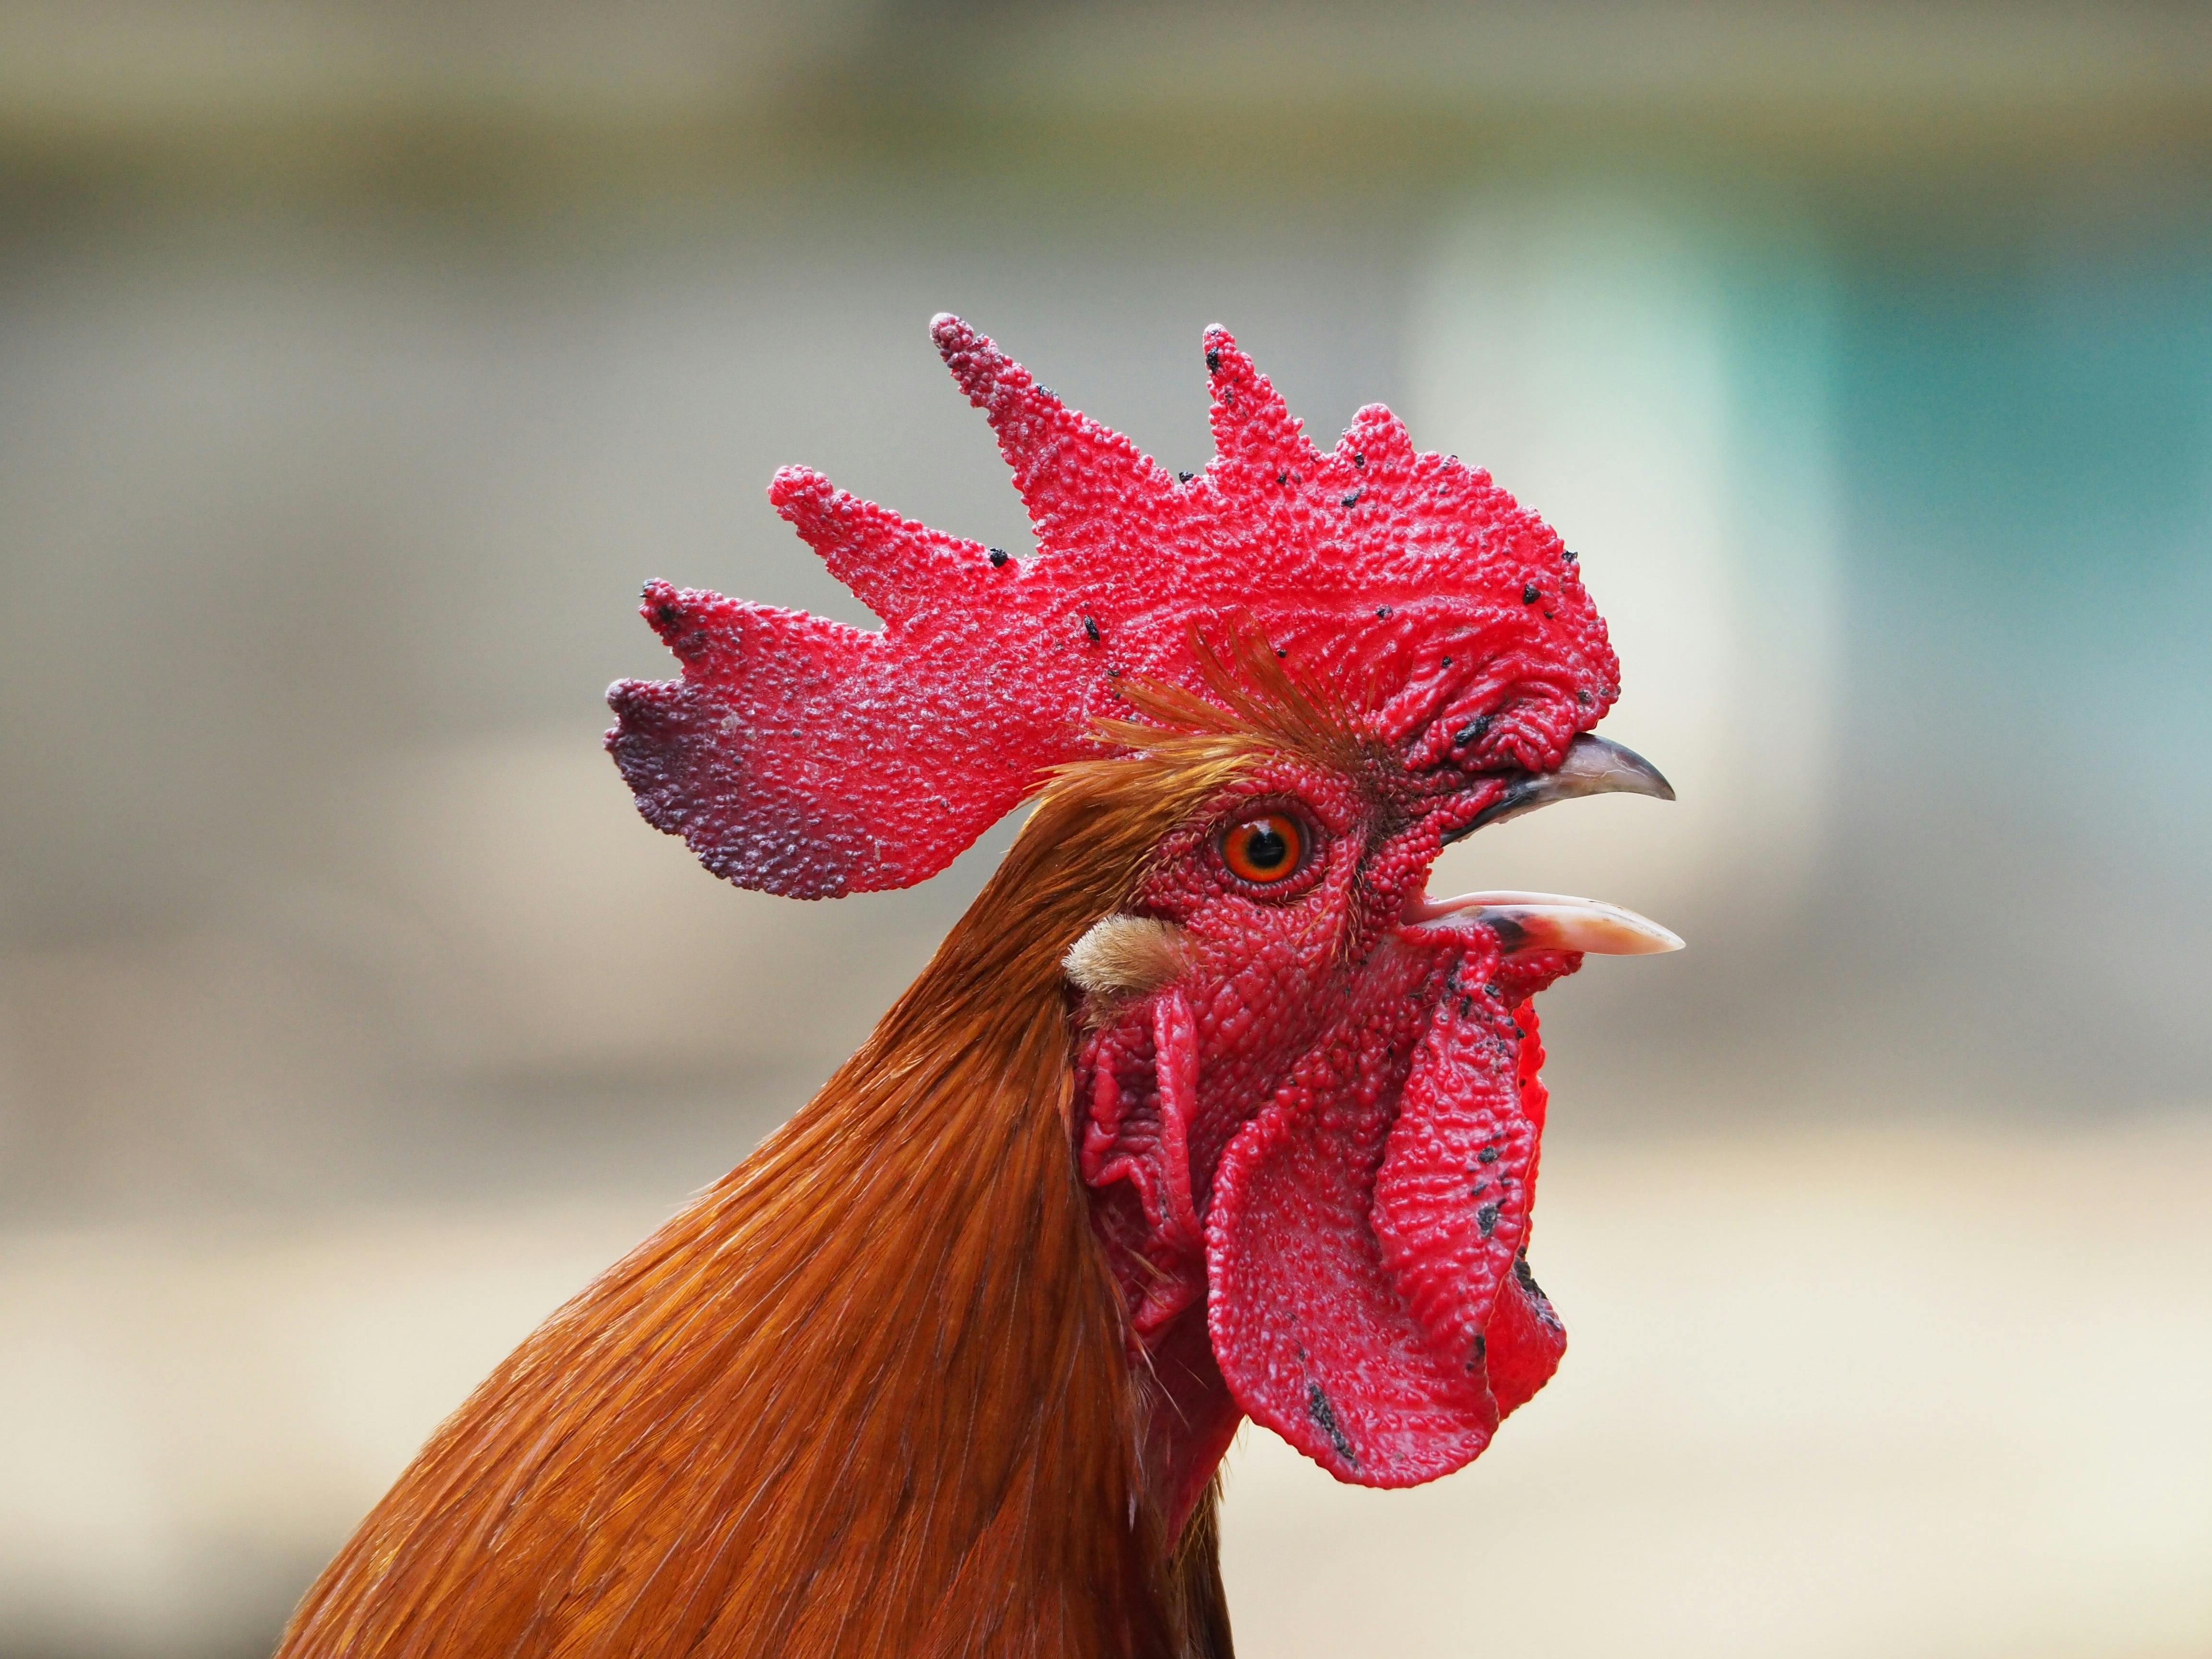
1241,821 -> 1291,872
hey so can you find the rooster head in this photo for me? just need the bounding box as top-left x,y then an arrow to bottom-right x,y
607,316 -> 1679,1510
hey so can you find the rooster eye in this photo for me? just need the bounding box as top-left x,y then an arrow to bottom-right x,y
1220,812 -> 1308,885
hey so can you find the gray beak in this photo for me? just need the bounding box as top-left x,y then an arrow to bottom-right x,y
1448,733 -> 1676,840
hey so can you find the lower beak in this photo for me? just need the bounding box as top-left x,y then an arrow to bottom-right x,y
1404,889 -> 1684,955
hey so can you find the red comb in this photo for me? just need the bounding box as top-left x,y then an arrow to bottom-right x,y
606,316 -> 1618,898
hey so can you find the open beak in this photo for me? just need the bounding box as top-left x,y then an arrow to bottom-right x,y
1419,732 -> 1684,955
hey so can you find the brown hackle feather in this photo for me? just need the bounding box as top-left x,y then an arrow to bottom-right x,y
272,654 -> 1355,1659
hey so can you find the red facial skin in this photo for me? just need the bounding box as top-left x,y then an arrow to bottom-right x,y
1075,757 -> 1578,1532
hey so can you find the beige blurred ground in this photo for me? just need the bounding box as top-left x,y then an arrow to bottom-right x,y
3,1113 -> 2205,1658
1221,1115 -> 2212,1659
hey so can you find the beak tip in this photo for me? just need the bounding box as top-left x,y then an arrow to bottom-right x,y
1612,916 -> 1686,955
1598,736 -> 1675,804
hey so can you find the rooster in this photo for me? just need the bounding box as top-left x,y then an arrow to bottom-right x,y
276,317 -> 1678,1659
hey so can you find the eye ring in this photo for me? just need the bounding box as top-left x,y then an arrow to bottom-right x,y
1219,810 -> 1310,887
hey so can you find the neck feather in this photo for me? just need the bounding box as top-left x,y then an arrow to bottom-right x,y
278,755 -> 1253,1659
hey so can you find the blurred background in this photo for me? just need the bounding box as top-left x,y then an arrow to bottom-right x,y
1,2 -> 2209,1655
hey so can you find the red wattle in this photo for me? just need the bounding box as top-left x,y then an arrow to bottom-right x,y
1203,960 -> 1568,1485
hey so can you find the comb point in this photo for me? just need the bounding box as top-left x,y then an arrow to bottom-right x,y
1204,325 -> 1310,476
769,466 -> 970,629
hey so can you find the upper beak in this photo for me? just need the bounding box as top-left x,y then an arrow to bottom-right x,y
1446,733 -> 1676,841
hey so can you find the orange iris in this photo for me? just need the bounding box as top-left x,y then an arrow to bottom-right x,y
1222,813 -> 1306,884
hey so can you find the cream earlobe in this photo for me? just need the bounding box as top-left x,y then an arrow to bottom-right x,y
1063,914 -> 1190,1001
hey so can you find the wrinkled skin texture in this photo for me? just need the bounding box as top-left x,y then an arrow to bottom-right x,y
1075,755 -> 1575,1524
607,317 -> 1616,898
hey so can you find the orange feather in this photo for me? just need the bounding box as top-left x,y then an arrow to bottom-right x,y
276,715 -> 1297,1659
